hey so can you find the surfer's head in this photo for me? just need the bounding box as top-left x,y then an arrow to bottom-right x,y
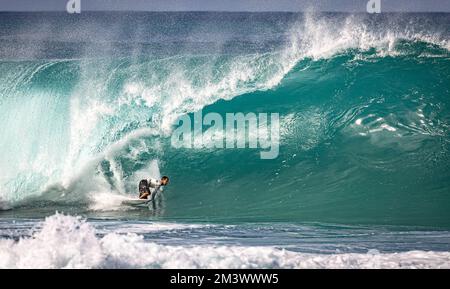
161,176 -> 169,186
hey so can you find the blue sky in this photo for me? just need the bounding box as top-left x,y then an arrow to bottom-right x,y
1,0 -> 450,12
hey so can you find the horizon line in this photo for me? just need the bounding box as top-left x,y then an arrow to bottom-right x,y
1,10 -> 450,13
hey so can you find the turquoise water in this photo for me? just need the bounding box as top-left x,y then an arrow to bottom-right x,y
0,12 -> 450,268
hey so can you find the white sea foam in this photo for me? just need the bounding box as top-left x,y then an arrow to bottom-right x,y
287,13 -> 450,62
102,222 -> 210,234
88,192 -> 132,211
1,214 -> 449,269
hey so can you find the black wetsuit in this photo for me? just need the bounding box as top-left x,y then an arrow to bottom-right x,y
139,179 -> 151,199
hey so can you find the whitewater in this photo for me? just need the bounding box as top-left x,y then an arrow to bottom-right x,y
0,11 -> 450,268
1,213 -> 450,269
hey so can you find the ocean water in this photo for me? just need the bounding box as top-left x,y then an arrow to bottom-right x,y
0,12 -> 450,268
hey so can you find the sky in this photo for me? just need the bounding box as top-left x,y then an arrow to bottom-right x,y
0,0 -> 450,12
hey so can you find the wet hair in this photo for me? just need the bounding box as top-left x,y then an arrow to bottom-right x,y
161,176 -> 169,182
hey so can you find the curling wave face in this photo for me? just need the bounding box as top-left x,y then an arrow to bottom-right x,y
0,12 -> 449,226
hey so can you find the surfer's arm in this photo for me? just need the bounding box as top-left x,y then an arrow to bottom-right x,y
139,191 -> 151,199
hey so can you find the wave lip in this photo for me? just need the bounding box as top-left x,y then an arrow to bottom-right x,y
1,214 -> 450,269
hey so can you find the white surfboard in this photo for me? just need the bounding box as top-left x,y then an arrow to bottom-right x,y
121,198 -> 151,207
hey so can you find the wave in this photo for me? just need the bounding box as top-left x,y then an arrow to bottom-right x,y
0,12 -> 449,225
1,214 -> 449,269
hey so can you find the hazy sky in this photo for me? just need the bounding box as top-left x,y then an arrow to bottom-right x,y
1,0 -> 450,12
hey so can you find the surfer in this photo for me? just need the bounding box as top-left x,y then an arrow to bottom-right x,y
139,176 -> 169,199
